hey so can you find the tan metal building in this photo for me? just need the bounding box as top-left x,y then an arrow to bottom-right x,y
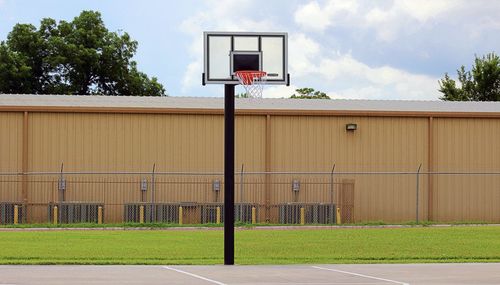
0,94 -> 499,224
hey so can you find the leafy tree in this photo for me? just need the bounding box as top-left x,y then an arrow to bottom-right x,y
0,43 -> 32,93
235,92 -> 249,98
290,88 -> 330,99
439,53 -> 500,101
0,10 -> 166,96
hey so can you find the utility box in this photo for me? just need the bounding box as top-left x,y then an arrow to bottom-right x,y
124,203 -> 179,223
48,202 -> 103,224
140,179 -> 148,192
0,203 -> 24,224
201,203 -> 258,224
212,180 -> 221,192
278,203 -> 335,224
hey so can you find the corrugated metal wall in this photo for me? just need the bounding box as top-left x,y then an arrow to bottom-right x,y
0,112 -> 23,202
28,113 -> 265,172
270,116 -> 429,222
1,110 -> 500,223
0,112 -> 22,172
433,118 -> 500,222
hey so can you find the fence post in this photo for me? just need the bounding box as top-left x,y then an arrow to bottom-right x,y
178,206 -> 183,225
300,207 -> 305,225
216,206 -> 221,224
97,206 -> 103,224
13,205 -> 19,225
53,206 -> 58,225
139,205 -> 144,224
151,164 -> 156,223
416,163 -> 422,224
251,207 -> 256,224
239,164 -> 244,222
58,163 -> 65,224
336,207 -> 341,224
330,164 -> 336,224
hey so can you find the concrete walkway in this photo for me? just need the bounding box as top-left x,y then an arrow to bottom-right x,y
1,263 -> 499,284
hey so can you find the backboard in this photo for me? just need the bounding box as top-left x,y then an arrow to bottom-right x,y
203,32 -> 289,86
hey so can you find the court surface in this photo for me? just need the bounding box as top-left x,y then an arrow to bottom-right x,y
0,263 -> 499,285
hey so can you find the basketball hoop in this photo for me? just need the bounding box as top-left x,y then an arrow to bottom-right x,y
234,70 -> 267,98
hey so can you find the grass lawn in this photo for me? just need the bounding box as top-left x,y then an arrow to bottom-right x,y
0,226 -> 499,265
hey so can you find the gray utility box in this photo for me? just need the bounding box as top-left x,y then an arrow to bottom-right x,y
48,202 -> 103,223
124,203 -> 179,223
0,203 -> 24,224
278,203 -> 336,224
201,203 -> 258,224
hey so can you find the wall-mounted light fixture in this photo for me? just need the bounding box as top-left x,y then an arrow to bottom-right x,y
292,180 -> 300,192
346,123 -> 357,131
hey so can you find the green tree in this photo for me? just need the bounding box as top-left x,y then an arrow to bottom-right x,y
235,92 -> 249,98
0,43 -> 32,93
290,88 -> 330,99
0,10 -> 165,96
439,53 -> 500,101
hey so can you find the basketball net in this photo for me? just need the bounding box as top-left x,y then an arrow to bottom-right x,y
234,70 -> 267,98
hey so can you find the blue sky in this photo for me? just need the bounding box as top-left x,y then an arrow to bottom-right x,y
1,0 -> 499,99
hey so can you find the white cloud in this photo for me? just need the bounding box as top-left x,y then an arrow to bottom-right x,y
294,0 -> 463,42
365,0 -> 461,41
288,33 -> 321,77
263,84 -> 298,99
182,61 -> 201,94
294,0 -> 358,32
294,2 -> 331,32
396,0 -> 457,23
178,1 -> 497,100
179,0 -> 276,93
254,50 -> 440,100
318,54 -> 440,100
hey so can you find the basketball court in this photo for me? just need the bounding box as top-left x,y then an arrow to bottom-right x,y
1,263 -> 499,284
1,28 -> 497,284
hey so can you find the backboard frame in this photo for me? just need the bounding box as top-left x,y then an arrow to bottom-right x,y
203,31 -> 289,86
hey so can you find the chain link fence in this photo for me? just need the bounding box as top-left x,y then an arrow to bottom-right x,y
1,167 -> 499,225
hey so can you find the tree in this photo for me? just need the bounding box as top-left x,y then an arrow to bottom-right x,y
0,10 -> 166,96
290,88 -> 330,99
439,53 -> 500,101
235,92 -> 249,98
0,43 -> 32,93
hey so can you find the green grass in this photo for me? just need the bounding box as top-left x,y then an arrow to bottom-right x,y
0,226 -> 499,265
0,220 -> 495,228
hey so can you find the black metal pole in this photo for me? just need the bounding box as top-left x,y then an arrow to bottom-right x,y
224,84 -> 235,265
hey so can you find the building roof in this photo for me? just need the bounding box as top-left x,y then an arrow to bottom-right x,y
0,94 -> 500,116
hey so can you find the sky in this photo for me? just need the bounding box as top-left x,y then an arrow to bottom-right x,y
1,0 -> 499,100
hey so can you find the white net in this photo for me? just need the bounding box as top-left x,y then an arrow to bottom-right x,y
235,71 -> 267,98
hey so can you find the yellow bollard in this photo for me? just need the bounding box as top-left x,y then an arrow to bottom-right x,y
251,207 -> 256,224
97,206 -> 103,224
179,206 -> 183,225
300,207 -> 305,225
53,206 -> 58,225
216,206 -> 221,224
13,205 -> 19,225
336,207 -> 341,225
139,205 -> 145,224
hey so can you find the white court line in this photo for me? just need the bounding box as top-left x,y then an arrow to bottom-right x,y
312,266 -> 409,285
162,266 -> 226,285
268,282 -> 385,285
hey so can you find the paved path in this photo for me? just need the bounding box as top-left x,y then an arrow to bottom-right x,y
0,263 -> 499,284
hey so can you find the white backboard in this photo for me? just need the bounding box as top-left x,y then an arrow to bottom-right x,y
203,32 -> 289,85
